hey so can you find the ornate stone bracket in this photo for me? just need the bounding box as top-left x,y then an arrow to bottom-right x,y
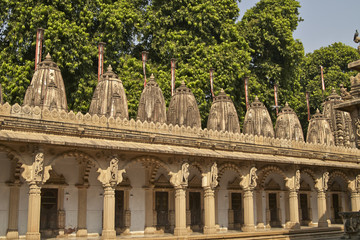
285,170 -> 300,191
315,172 -> 329,192
240,167 -> 257,190
202,162 -> 218,189
21,152 -> 52,185
97,157 -> 126,188
169,163 -> 189,188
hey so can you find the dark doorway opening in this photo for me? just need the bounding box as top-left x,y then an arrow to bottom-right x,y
231,192 -> 243,226
189,192 -> 202,231
332,194 -> 342,224
300,193 -> 310,225
115,190 -> 125,234
40,188 -> 58,238
155,191 -> 169,231
269,193 -> 280,227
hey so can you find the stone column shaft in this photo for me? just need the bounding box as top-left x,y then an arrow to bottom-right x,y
6,184 -> 20,239
76,186 -> 88,237
203,187 -> 216,234
144,187 -> 156,233
351,192 -> 360,211
102,186 -> 116,239
242,189 -> 255,232
26,183 -> 42,240
256,190 -> 264,228
317,190 -> 328,227
286,190 -> 300,229
174,187 -> 187,236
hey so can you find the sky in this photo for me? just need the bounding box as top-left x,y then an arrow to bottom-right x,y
238,0 -> 360,53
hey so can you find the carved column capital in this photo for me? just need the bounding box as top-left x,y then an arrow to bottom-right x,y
169,163 -> 189,189
240,167 -> 257,191
201,162 -> 218,190
97,157 -> 126,188
21,152 -> 52,186
285,170 -> 300,192
315,172 -> 329,192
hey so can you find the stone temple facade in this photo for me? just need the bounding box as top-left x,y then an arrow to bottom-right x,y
1,54 -> 360,240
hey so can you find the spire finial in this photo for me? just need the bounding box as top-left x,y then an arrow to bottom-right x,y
45,53 -> 51,60
150,73 -> 155,81
107,65 -> 112,72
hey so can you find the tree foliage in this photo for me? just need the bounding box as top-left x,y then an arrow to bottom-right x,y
238,0 -> 304,123
299,42 -> 359,132
0,0 -> 145,113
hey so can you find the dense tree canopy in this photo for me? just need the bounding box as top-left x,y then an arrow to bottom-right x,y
0,0 -> 359,134
238,0 -> 304,123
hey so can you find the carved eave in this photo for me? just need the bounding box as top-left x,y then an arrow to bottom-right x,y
243,97 -> 274,137
137,74 -> 166,124
275,103 -> 304,141
23,53 -> 68,111
167,81 -> 201,128
89,65 -> 128,119
306,109 -> 335,145
207,89 -> 240,134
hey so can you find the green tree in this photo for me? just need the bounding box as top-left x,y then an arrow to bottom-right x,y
299,42 -> 359,132
0,0 -> 145,113
238,0 -> 304,123
142,0 -> 251,127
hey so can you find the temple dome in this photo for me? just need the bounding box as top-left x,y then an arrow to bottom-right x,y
23,53 -> 68,111
137,74 -> 166,123
306,109 -> 334,145
323,88 -> 355,147
89,65 -> 128,119
275,103 -> 304,141
207,89 -> 240,133
167,81 -> 201,128
243,97 -> 274,137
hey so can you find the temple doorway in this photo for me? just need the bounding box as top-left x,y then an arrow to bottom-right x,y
40,188 -> 58,238
231,192 -> 243,228
189,191 -> 202,231
299,193 -> 310,225
115,190 -> 125,232
268,193 -> 280,227
155,191 -> 169,231
332,193 -> 342,224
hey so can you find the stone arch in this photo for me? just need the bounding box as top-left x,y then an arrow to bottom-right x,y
48,149 -> 100,169
123,155 -> 172,184
218,162 -> 243,182
258,165 -> 287,189
299,168 -> 316,190
329,170 -> 350,191
188,160 -> 205,174
0,144 -> 23,163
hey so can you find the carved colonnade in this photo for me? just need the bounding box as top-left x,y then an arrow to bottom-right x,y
5,149 -> 360,239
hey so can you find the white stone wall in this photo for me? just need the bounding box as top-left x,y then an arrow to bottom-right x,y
87,167 -> 103,234
18,185 -> 29,236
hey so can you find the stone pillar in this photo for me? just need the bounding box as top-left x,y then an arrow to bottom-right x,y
201,163 -> 218,234
286,189 -> 300,229
174,186 -> 187,235
97,157 -> 126,239
76,184 -> 88,237
256,190 -> 264,229
351,191 -> 360,211
6,182 -> 21,239
285,170 -> 300,229
315,172 -> 329,228
242,189 -> 255,232
144,185 -> 156,234
240,166 -> 257,232
102,185 -> 116,239
21,152 -> 52,240
169,163 -> 190,236
57,187 -> 66,236
124,189 -> 131,233
203,186 -> 216,234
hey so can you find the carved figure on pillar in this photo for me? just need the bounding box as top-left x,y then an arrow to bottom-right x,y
240,166 -> 257,232
169,163 -> 190,236
21,152 -> 52,240
169,163 -> 189,188
97,158 -> 126,239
